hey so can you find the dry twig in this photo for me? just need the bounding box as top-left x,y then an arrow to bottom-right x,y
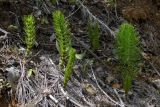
90,66 -> 125,107
149,62 -> 160,77
76,0 -> 116,38
0,28 -> 9,41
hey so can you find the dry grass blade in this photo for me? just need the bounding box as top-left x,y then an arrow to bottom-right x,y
16,57 -> 64,107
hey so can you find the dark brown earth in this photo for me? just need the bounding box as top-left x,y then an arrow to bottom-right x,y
0,0 -> 160,107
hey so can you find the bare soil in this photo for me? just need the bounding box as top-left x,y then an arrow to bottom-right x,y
0,0 -> 160,107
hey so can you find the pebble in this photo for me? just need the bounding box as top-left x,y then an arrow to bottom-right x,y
152,79 -> 160,89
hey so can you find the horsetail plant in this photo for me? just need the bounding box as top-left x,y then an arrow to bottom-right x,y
53,10 -> 72,68
115,23 -> 140,93
64,48 -> 76,88
88,21 -> 100,51
23,15 -> 36,56
53,10 -> 77,87
50,0 -> 58,5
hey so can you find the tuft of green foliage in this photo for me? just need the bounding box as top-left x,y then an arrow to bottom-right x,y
64,48 -> 76,88
23,15 -> 36,55
88,21 -> 100,50
115,23 -> 140,93
50,0 -> 58,5
53,10 -> 76,87
53,10 -> 72,67
106,0 -> 115,8
69,0 -> 76,3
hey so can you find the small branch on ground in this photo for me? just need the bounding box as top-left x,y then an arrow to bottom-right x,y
90,65 -> 125,107
76,0 -> 116,38
149,62 -> 160,77
0,28 -> 9,40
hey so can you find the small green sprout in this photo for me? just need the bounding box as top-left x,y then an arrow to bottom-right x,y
88,21 -> 100,51
64,48 -> 76,88
50,0 -> 58,5
53,10 -> 77,87
53,10 -> 72,67
23,15 -> 36,55
27,69 -> 36,77
115,23 -> 140,93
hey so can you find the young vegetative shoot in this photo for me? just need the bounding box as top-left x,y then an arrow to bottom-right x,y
88,21 -> 100,51
53,10 -> 77,87
64,48 -> 76,88
53,10 -> 72,68
23,15 -> 36,56
115,23 -> 140,93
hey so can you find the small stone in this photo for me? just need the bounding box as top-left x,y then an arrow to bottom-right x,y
50,33 -> 56,42
82,83 -> 97,96
5,67 -> 20,85
152,79 -> 160,89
